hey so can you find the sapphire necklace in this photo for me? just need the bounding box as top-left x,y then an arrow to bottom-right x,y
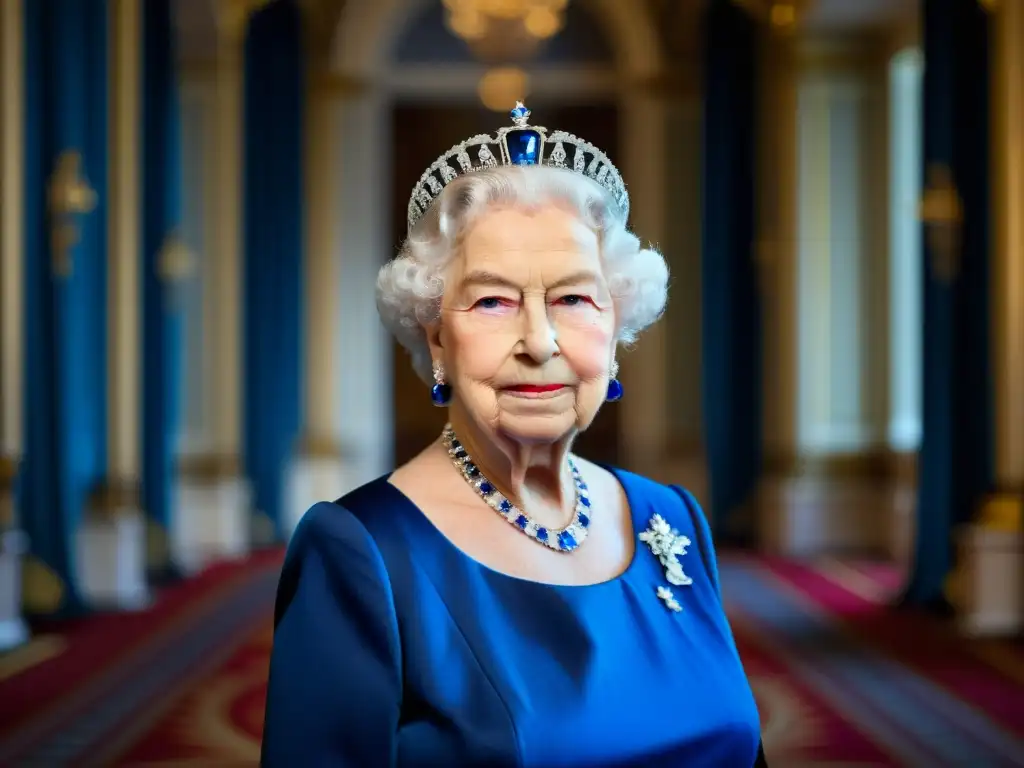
441,424 -> 592,553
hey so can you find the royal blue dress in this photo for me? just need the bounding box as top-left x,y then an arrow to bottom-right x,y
261,468 -> 765,767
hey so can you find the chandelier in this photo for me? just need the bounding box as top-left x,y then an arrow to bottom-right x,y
443,0 -> 569,54
732,0 -> 814,32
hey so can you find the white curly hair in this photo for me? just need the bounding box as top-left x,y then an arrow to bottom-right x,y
376,165 -> 669,384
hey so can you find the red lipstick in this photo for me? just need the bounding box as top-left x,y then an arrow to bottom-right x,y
506,384 -> 566,393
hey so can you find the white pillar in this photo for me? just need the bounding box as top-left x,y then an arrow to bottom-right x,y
178,76 -> 216,460
173,4 -> 253,571
886,47 -> 924,566
0,0 -> 30,650
75,0 -> 150,610
756,33 -> 801,554
887,50 -> 924,453
759,40 -> 892,556
956,0 -> 1024,637
334,85 -> 393,487
619,85 -> 669,478
285,75 -> 352,535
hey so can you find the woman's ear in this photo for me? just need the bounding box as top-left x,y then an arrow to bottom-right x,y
425,319 -> 444,365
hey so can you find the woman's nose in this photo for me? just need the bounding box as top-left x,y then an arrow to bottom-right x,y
520,300 -> 558,363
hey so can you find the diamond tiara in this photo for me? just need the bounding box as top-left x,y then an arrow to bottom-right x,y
406,101 -> 630,233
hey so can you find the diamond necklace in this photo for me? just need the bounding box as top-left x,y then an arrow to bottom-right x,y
441,423 -> 592,552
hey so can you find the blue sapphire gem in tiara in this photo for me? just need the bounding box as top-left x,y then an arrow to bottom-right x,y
509,101 -> 531,124
507,129 -> 541,166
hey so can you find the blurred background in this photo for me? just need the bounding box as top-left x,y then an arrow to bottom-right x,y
1,0 -> 1023,764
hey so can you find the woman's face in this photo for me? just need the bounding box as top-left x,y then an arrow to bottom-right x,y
430,204 -> 617,446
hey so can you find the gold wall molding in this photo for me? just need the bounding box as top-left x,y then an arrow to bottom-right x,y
990,0 -> 1024,495
177,453 -> 242,483
109,0 -> 142,483
762,449 -> 914,483
976,493 -> 1023,532
796,35 -> 889,76
86,479 -> 142,519
295,434 -> 347,460
0,454 -> 18,487
311,72 -> 371,98
0,455 -> 17,528
1,0 -> 25,465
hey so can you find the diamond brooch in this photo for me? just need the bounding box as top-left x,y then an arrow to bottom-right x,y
640,514 -> 693,612
657,586 -> 683,613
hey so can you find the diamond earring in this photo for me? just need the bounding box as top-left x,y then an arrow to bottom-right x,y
431,360 -> 452,407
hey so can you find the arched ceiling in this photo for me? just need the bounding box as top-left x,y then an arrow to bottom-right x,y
176,0 -> 919,67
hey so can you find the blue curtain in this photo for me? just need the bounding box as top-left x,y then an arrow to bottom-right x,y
21,0 -> 108,616
699,0 -> 762,541
243,0 -> 305,539
905,0 -> 993,607
141,0 -> 185,574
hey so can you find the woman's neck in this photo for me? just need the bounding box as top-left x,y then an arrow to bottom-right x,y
445,406 -> 577,527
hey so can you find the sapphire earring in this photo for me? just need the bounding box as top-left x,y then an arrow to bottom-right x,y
606,360 -> 623,402
431,360 -> 452,407
606,378 -> 623,402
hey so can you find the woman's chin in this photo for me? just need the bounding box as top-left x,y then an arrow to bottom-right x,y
496,411 -> 578,445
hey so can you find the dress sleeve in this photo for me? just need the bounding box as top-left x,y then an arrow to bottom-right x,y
260,502 -> 402,767
670,486 -> 722,599
671,486 -> 769,767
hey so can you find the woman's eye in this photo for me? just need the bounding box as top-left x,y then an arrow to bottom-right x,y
557,294 -> 590,307
474,296 -> 512,310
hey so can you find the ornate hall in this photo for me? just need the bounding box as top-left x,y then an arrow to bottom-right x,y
1,0 -> 1023,764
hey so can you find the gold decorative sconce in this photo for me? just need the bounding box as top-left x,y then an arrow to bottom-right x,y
918,163 -> 963,283
48,150 -> 97,278
156,232 -> 195,310
731,0 -> 815,32
156,232 -> 194,283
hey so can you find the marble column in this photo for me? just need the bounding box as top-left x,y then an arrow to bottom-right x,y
334,87 -> 393,487
80,0 -> 149,609
174,0 -> 254,571
755,32 -> 800,554
886,46 -> 924,566
0,0 -> 30,650
757,39 -> 892,556
956,0 -> 1024,636
284,71 -> 349,537
619,86 -> 669,478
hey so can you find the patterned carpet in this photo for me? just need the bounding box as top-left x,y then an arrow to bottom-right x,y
2,552 -> 1023,767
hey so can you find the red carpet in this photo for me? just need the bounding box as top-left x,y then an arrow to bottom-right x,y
3,553 -> 1023,766
757,556 -> 1024,737
0,551 -> 283,766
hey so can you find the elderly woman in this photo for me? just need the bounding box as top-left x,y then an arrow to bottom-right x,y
262,104 -> 766,767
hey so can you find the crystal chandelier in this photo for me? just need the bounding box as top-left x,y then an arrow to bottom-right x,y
443,0 -> 569,54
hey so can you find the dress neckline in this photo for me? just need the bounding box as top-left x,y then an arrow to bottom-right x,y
379,465 -> 646,591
